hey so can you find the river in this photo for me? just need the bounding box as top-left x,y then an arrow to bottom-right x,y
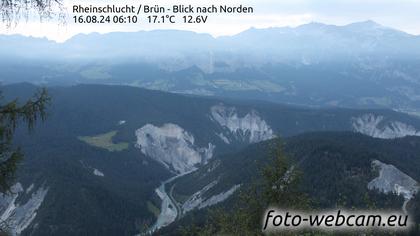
147,170 -> 193,234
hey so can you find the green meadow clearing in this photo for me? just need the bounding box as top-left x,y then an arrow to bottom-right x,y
78,131 -> 129,152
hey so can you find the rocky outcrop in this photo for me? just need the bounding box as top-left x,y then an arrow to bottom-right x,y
352,114 -> 420,139
210,104 -> 275,144
182,181 -> 240,214
0,183 -> 48,235
135,123 -> 215,174
368,160 -> 419,212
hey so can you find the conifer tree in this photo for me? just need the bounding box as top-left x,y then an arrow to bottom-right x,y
0,88 -> 49,193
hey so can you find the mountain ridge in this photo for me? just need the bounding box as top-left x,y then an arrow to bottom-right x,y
1,20 -> 418,44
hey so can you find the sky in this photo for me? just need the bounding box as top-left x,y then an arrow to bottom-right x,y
1,0 -> 420,42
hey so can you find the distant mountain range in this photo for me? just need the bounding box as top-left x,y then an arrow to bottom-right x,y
1,20 -> 419,62
1,21 -> 419,74
1,21 -> 420,115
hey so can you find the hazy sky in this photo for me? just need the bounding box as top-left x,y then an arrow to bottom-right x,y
1,0 -> 419,42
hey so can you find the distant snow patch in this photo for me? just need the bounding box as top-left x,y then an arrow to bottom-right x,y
0,183 -> 48,235
210,104 -> 275,143
93,169 -> 105,177
135,123 -> 215,174
352,114 -> 420,139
